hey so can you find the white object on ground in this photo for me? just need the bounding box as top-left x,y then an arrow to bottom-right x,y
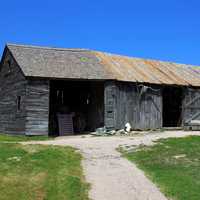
125,122 -> 131,132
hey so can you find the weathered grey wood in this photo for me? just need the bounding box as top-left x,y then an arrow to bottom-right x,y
104,81 -> 162,130
104,81 -> 117,130
25,79 -> 49,135
182,88 -> 200,130
0,49 -> 27,135
184,94 -> 200,108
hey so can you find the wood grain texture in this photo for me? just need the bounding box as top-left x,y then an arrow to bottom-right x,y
104,81 -> 162,130
182,88 -> 200,130
25,79 -> 49,135
104,81 -> 117,130
0,49 -> 27,135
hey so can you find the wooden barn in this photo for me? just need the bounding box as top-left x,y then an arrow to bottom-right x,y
1,44 -> 200,136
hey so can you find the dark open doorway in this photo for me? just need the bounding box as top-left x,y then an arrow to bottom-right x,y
162,86 -> 183,127
49,80 -> 104,136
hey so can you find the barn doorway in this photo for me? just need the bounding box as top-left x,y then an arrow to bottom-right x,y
162,86 -> 183,127
49,80 -> 104,136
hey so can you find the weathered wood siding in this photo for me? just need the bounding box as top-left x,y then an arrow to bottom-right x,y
104,81 -> 118,130
25,79 -> 49,135
136,85 -> 162,129
0,49 -> 50,136
0,50 -> 27,134
104,81 -> 162,130
182,87 -> 200,130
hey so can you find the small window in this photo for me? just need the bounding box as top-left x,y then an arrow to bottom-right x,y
17,96 -> 21,111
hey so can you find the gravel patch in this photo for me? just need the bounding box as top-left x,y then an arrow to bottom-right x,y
23,131 -> 200,200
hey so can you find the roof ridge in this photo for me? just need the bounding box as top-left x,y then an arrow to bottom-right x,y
6,43 -> 91,52
6,43 -> 200,67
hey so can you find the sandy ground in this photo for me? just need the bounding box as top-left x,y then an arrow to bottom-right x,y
23,131 -> 200,200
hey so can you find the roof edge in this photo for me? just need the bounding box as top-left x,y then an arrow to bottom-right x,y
6,43 -> 200,67
5,44 -> 26,78
6,43 -> 91,52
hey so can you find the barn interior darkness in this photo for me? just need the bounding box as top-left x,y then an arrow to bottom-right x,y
49,80 -> 104,136
162,86 -> 183,127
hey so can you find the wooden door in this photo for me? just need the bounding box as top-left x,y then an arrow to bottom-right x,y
182,88 -> 200,130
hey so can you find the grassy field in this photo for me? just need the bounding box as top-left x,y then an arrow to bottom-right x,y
121,136 -> 200,200
0,134 -> 52,142
0,136 -> 89,200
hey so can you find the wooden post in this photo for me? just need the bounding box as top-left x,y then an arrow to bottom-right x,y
104,81 -> 117,130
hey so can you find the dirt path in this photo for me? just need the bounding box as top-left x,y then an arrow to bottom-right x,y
23,131 -> 200,200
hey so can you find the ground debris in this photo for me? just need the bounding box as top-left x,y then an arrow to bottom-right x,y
90,127 -> 141,137
173,154 -> 186,159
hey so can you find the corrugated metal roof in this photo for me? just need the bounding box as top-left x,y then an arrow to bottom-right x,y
4,44 -> 200,86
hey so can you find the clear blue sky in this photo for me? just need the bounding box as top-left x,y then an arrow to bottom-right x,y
0,0 -> 200,65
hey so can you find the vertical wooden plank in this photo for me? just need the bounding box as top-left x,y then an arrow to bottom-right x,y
25,79 -> 50,135
0,50 -> 27,135
104,81 -> 117,130
113,82 -> 162,130
182,87 -> 200,130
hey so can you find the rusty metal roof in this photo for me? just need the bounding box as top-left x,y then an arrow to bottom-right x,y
4,44 -> 200,86
94,51 -> 200,86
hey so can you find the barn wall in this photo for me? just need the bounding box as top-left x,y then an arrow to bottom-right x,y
25,79 -> 50,135
182,87 -> 200,130
104,81 -> 118,130
104,81 -> 162,130
0,50 -> 27,135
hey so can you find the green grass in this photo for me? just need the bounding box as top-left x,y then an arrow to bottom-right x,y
0,143 -> 90,200
121,136 -> 200,200
0,134 -> 52,142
